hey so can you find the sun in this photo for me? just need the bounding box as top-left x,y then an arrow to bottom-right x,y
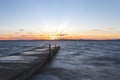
50,36 -> 57,40
42,20 -> 69,40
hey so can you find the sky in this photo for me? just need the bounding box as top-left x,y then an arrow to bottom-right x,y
0,0 -> 120,40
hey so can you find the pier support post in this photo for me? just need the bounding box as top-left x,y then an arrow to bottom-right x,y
49,44 -> 52,57
55,44 -> 56,50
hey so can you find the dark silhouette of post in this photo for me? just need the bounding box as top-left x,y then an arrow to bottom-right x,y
55,44 -> 56,50
49,44 -> 51,57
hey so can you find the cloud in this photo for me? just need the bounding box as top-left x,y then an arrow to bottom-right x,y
90,29 -> 103,32
27,32 -> 33,34
107,27 -> 114,30
20,29 -> 24,31
84,29 -> 105,34
56,34 -> 68,36
40,35 -> 43,36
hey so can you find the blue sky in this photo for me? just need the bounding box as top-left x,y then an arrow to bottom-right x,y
0,0 -> 120,40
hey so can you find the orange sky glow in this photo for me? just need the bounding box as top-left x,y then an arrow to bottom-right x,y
0,31 -> 120,40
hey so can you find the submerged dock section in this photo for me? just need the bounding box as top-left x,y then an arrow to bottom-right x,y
0,44 -> 60,80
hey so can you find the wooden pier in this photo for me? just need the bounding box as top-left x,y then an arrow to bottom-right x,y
0,45 -> 60,80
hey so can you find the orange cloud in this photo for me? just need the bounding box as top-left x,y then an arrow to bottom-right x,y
0,31 -> 120,40
107,27 -> 114,30
0,32 -> 48,40
88,29 -> 103,33
55,34 -> 68,36
62,32 -> 120,40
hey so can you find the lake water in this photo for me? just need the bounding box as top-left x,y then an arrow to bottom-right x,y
0,40 -> 120,80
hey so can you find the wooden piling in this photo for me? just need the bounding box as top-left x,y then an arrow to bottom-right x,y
49,44 -> 51,54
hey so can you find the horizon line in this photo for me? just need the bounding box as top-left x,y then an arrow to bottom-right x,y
0,39 -> 120,41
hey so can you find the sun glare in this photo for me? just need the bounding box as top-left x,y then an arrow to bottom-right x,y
50,36 -> 57,40
42,21 -> 69,40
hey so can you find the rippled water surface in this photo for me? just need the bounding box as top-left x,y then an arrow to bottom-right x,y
0,40 -> 120,80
